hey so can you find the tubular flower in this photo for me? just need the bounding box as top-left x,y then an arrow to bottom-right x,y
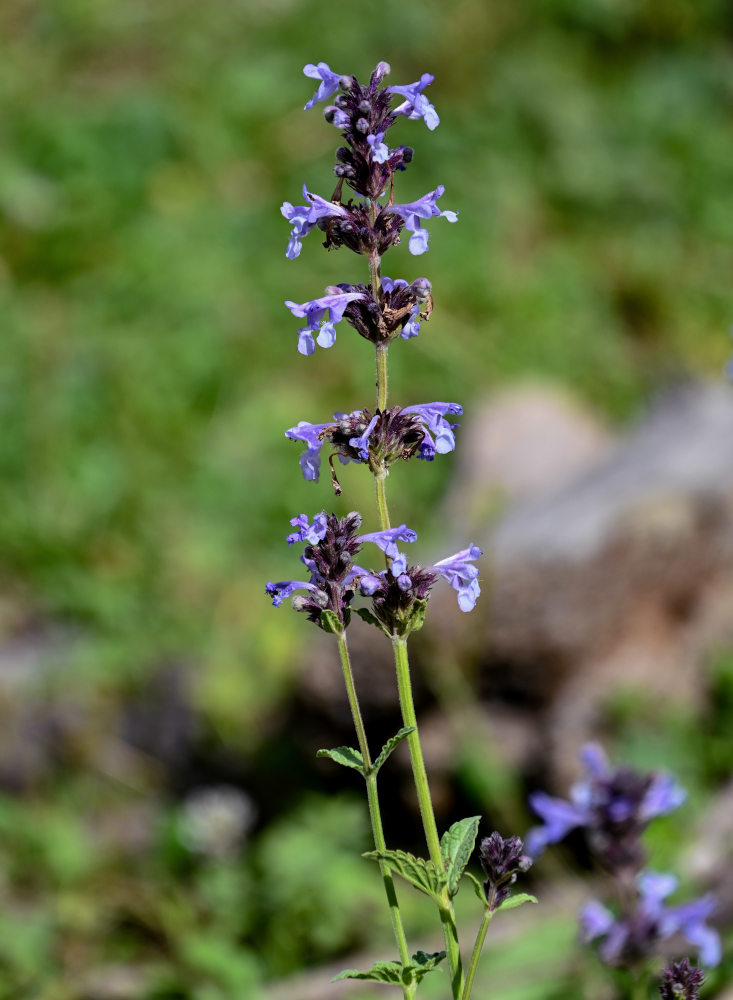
401,402 -> 462,457
431,544 -> 482,611
285,290 -> 365,355
526,743 -> 687,873
387,73 -> 440,130
281,185 -> 349,260
303,62 -> 344,110
381,185 -> 458,255
358,542 -> 482,615
366,132 -> 390,163
580,872 -> 720,969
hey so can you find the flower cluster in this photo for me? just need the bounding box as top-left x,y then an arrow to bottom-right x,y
580,873 -> 720,969
526,743 -> 685,874
527,745 -> 720,972
284,277 -> 433,356
285,401 -> 462,486
659,958 -> 705,1000
478,832 -> 532,911
282,63 -> 456,272
267,512 -> 482,633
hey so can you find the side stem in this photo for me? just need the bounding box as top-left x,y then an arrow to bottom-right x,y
461,908 -> 492,1000
335,631 -> 412,985
392,635 -> 465,998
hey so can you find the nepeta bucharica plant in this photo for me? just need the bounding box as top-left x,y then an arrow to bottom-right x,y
266,62 -> 535,999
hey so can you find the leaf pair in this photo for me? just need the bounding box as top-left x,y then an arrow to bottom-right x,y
334,949 -> 446,987
317,726 -> 415,778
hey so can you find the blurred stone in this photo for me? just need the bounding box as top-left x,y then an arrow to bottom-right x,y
436,381 -> 733,786
446,382 -> 613,537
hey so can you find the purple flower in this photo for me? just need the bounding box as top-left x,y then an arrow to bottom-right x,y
281,185 -> 349,260
387,73 -> 440,130
382,185 -> 458,255
431,544 -> 482,611
284,290 -> 365,355
402,401 -> 462,458
349,413 -> 379,461
285,420 -> 331,480
303,62 -> 343,110
526,744 -> 687,870
359,525 -> 417,576
580,872 -> 721,968
286,513 -> 329,546
366,132 -> 390,163
266,579 -> 326,608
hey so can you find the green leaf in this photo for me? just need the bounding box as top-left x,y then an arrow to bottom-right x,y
364,849 -> 445,899
333,960 -> 403,985
354,607 -> 383,630
406,598 -> 428,634
320,609 -> 343,634
496,892 -> 538,912
372,726 -> 415,774
316,746 -> 364,775
410,950 -> 446,983
464,869 -> 487,905
440,816 -> 481,897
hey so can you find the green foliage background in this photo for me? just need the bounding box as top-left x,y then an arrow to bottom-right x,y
1,0 -> 732,996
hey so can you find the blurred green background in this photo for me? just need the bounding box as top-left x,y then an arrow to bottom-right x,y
2,0 -> 733,997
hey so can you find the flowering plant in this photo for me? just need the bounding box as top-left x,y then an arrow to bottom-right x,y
266,62 -> 720,1000
267,61 -> 532,1000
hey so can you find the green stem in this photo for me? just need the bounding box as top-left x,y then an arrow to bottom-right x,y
462,908 -> 492,1000
335,632 -> 412,986
375,470 -> 392,533
392,635 -> 464,998
376,341 -> 389,411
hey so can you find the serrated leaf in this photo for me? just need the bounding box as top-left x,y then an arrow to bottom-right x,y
316,746 -> 364,774
364,849 -> 445,899
440,816 -> 481,897
372,726 -> 415,773
410,950 -> 446,983
320,609 -> 343,634
333,960 -> 403,985
496,892 -> 538,912
464,869 -> 487,905
354,607 -> 383,630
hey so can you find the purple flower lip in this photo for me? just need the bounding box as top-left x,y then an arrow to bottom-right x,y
281,185 -> 348,260
431,544 -> 482,611
366,132 -> 390,163
382,185 -> 458,255
284,291 -> 365,355
387,73 -> 439,130
303,62 -> 343,110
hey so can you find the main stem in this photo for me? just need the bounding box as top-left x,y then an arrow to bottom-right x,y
393,636 -> 465,999
462,908 -> 492,1000
335,632 -> 412,987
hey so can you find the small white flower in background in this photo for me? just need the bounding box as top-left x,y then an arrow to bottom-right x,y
179,786 -> 255,859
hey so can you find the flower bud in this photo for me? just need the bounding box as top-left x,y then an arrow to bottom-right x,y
355,117 -> 369,133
